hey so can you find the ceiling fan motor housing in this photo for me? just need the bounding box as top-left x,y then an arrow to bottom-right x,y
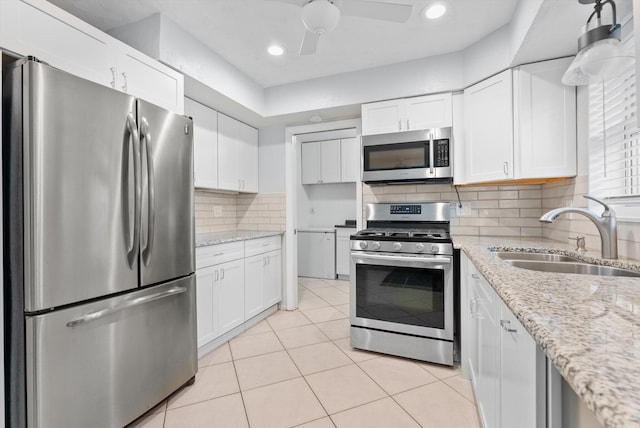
302,0 -> 340,34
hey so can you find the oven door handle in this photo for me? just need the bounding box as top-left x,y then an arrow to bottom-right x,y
355,253 -> 451,264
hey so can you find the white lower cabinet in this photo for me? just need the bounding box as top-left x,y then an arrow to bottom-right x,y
335,228 -> 354,277
217,259 -> 245,335
244,249 -> 282,319
195,236 -> 282,350
462,253 -> 545,428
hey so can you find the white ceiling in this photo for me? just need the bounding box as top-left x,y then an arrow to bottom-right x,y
47,0 -> 519,88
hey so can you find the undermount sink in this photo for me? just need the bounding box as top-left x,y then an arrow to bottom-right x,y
505,260 -> 640,278
494,251 -> 581,263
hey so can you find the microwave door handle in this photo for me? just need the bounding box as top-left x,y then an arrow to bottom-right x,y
429,132 -> 435,176
141,117 -> 155,266
357,253 -> 451,264
125,113 -> 141,269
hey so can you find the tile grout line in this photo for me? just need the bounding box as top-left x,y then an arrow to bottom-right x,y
230,356 -> 252,428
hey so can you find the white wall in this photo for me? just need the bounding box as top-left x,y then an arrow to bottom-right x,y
298,183 -> 357,228
258,126 -> 286,194
265,51 -> 465,116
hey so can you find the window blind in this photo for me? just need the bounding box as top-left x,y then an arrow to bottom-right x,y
588,18 -> 640,209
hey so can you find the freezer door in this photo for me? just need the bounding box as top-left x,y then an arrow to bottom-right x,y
138,99 -> 195,286
26,275 -> 197,428
8,60 -> 140,311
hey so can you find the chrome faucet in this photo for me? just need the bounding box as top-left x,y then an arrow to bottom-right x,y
539,195 -> 618,259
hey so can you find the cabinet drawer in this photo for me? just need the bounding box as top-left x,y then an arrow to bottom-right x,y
196,241 -> 244,270
245,236 -> 282,257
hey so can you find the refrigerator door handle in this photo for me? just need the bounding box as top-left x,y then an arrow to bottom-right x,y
126,112 -> 142,269
66,286 -> 187,328
140,117 -> 156,265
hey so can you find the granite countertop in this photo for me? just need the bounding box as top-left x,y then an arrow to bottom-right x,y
454,236 -> 640,428
195,230 -> 284,247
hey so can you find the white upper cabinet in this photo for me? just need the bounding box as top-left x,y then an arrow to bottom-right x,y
0,0 -> 184,114
301,140 -> 341,184
361,93 -> 453,135
513,58 -> 576,179
340,137 -> 360,183
185,98 -> 218,189
361,99 -> 405,135
217,113 -> 259,193
404,94 -> 453,131
464,69 -> 514,183
461,60 -> 577,185
240,123 -> 259,193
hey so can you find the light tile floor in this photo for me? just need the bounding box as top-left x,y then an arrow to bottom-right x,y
129,277 -> 480,428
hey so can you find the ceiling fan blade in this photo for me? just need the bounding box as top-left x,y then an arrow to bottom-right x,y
300,30 -> 319,55
340,0 -> 413,23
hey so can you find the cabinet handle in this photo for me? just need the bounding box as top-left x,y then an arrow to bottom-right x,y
121,72 -> 128,92
213,252 -> 224,257
500,320 -> 517,333
220,268 -> 225,280
110,67 -> 116,88
398,120 -> 402,131
215,270 -> 219,281
469,298 -> 476,317
503,161 -> 509,175
263,257 -> 267,266
471,273 -> 479,279
407,119 -> 410,130
266,256 -> 270,265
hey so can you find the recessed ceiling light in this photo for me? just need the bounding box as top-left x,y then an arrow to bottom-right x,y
267,45 -> 284,56
424,3 -> 447,20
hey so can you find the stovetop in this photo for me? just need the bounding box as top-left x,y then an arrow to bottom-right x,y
351,228 -> 451,243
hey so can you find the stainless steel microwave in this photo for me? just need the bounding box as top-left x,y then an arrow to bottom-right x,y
362,127 -> 453,184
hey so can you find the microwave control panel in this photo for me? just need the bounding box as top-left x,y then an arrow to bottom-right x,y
433,139 -> 450,167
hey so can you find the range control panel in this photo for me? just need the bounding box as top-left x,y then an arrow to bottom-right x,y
390,205 -> 422,215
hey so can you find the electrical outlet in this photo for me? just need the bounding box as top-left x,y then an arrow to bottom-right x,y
310,208 -> 316,214
213,205 -> 223,217
456,202 -> 473,217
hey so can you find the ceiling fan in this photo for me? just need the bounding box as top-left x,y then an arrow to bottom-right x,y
267,0 -> 413,55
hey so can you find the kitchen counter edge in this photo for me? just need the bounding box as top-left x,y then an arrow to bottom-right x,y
454,236 -> 640,428
196,231 -> 284,248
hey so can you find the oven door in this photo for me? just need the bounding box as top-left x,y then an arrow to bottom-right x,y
350,251 -> 453,341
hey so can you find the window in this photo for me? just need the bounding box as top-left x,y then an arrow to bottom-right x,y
588,16 -> 640,220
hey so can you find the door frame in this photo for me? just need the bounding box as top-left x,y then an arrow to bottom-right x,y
283,118 -> 362,310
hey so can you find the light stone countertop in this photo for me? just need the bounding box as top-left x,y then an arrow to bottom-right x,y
195,230 -> 284,248
454,236 -> 640,428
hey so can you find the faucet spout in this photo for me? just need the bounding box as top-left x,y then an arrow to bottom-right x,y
539,196 -> 618,259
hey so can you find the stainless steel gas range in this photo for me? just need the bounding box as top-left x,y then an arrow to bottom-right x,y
350,202 -> 455,366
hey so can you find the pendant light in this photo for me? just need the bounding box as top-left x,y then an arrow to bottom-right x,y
562,0 -> 634,86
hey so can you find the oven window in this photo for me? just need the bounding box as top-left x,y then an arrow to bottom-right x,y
364,142 -> 428,171
355,264 -> 445,329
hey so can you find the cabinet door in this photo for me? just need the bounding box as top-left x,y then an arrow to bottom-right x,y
340,137 -> 360,182
361,99 -> 404,135
464,69 -> 514,183
217,259 -> 245,336
474,275 -> 500,428
185,98 -> 218,189
218,113 -> 240,191
514,58 -> 576,179
320,139 -> 341,183
335,231 -> 351,276
240,123 -> 259,192
244,254 -> 264,320
0,0 -> 116,88
301,142 -> 321,184
263,250 -> 282,308
196,266 -> 217,348
405,93 -> 453,130
116,43 -> 184,114
500,300 -> 544,428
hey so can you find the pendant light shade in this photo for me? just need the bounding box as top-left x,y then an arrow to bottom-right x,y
562,0 -> 634,86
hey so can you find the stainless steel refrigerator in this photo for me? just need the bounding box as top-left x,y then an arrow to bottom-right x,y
3,58 -> 196,428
